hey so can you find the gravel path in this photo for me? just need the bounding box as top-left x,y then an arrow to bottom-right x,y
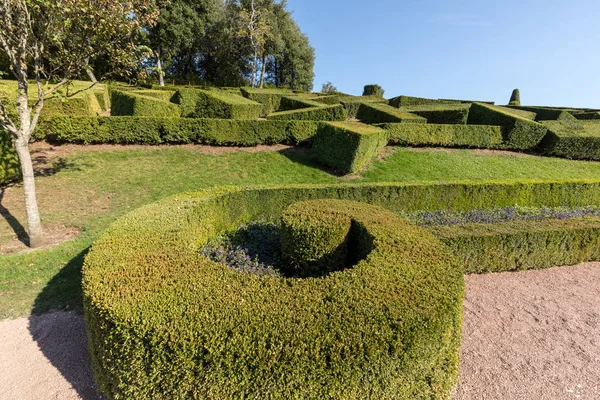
1,263 -> 599,400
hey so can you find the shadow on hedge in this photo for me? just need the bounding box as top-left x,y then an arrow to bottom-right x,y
29,247 -> 100,399
277,147 -> 345,177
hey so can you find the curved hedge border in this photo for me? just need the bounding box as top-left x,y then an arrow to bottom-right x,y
84,179 -> 600,399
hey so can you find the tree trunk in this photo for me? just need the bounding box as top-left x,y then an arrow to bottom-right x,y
251,52 -> 258,88
156,50 -> 165,87
259,54 -> 266,88
14,138 -> 43,248
84,57 -> 98,83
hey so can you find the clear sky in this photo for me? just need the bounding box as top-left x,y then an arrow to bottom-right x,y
287,0 -> 600,108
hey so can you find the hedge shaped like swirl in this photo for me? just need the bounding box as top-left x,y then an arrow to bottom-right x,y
83,186 -> 467,399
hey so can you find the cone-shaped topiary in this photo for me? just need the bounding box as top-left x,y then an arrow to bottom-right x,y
509,88 -> 521,106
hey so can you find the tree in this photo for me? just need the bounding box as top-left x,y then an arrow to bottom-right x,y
363,84 -> 384,97
237,0 -> 274,87
321,82 -> 337,94
0,0 -> 158,247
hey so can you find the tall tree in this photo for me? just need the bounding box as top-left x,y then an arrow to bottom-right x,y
237,0 -> 273,87
0,0 -> 157,247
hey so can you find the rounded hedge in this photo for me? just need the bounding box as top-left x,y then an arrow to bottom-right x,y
83,184 -> 466,399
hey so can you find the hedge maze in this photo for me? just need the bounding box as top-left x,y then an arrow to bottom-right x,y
4,81 -> 600,398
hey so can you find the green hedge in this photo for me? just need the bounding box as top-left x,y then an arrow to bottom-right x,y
388,95 -> 452,107
129,89 -> 176,103
538,120 -> 600,160
278,96 -> 323,111
467,103 -> 548,150
310,95 -> 342,105
190,90 -> 263,119
83,186 -> 467,399
431,218 -> 600,274
267,104 -> 347,121
41,90 -> 101,117
508,89 -> 521,106
357,103 -> 427,124
240,88 -> 293,114
398,104 -> 471,125
380,123 -> 504,148
574,112 -> 600,120
40,116 -> 319,146
110,90 -> 181,117
312,121 -> 388,173
0,129 -> 20,185
339,96 -> 387,119
507,106 -> 576,122
362,84 -> 384,97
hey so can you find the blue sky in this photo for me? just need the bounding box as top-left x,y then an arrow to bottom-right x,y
287,0 -> 600,108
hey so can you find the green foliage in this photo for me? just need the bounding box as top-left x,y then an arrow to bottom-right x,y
83,189 -> 463,399
508,88 -> 521,106
380,123 -> 504,148
362,84 -> 384,97
388,96 -> 494,108
539,120 -> 600,161
240,88 -> 293,114
312,121 -> 388,174
40,116 -> 319,146
506,106 -> 576,122
398,104 -> 471,124
467,103 -> 548,150
338,96 -> 387,119
432,218 -> 600,274
129,90 -> 176,103
174,89 -> 263,119
278,96 -> 323,111
357,103 -> 427,124
310,95 -> 341,105
0,129 -> 20,185
573,112 -> 600,120
267,104 -> 347,121
321,81 -> 337,94
110,90 -> 181,117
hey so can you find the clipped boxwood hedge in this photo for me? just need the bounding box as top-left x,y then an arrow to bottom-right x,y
538,120 -> 600,161
240,88 -> 293,114
506,106 -> 576,122
110,90 -> 181,117
0,129 -> 20,185
40,116 -> 320,146
312,121 -> 388,173
356,103 -> 427,124
430,218 -> 600,274
267,104 -> 347,121
380,123 -> 504,148
174,89 -> 263,119
83,179 -> 600,399
467,103 -> 548,150
397,104 -> 471,125
82,185 -> 467,399
278,96 -> 324,111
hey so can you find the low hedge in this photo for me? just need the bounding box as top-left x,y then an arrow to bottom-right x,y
41,90 -> 102,117
110,90 -> 181,117
356,103 -> 427,124
380,123 -> 503,148
388,95 -> 453,108
312,121 -> 388,173
339,96 -> 387,119
397,104 -> 471,125
40,116 -> 319,146
278,96 -> 323,111
467,103 -> 548,150
574,112 -> 600,120
310,95 -> 342,105
538,120 -> 600,160
129,90 -> 176,103
192,90 -> 263,119
430,218 -> 600,274
240,88 -> 293,114
267,104 -> 347,121
82,185 -> 467,399
506,106 -> 576,122
0,129 -> 20,185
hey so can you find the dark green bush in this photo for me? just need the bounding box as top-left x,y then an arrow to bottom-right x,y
40,116 -> 320,146
267,104 -> 347,121
467,103 -> 547,150
278,96 -> 323,111
362,84 -> 384,97
398,104 -> 471,124
312,121 -> 388,173
83,189 -> 464,399
508,88 -> 521,106
339,96 -> 387,119
191,90 -> 263,119
506,106 -> 576,122
110,90 -> 181,117
538,120 -> 600,160
310,95 -> 341,105
574,112 -> 600,120
389,96 -> 494,108
0,129 -> 20,185
431,218 -> 600,274
357,103 -> 427,124
380,123 -> 503,148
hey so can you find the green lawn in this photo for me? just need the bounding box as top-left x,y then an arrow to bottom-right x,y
2,145 -> 600,319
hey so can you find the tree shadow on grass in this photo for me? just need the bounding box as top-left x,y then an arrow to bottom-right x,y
29,247 -> 101,399
277,147 -> 345,177
0,187 -> 28,245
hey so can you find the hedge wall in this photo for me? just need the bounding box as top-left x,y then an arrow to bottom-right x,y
574,112 -> 600,120
312,121 -> 388,174
0,129 -> 20,185
356,103 -> 427,124
278,96 -> 324,111
240,88 -> 293,114
339,96 -> 387,119
398,104 -> 471,125
506,106 -> 576,122
467,103 -> 548,150
380,123 -> 504,148
190,90 -> 263,119
40,116 -> 320,146
129,90 -> 176,103
110,90 -> 181,117
538,120 -> 600,161
388,95 -> 451,108
431,218 -> 600,274
267,104 -> 347,121
83,179 -> 600,399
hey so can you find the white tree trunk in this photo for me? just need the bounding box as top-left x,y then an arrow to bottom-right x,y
84,57 -> 98,83
14,138 -> 43,247
259,54 -> 266,88
251,52 -> 258,88
156,51 -> 165,87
